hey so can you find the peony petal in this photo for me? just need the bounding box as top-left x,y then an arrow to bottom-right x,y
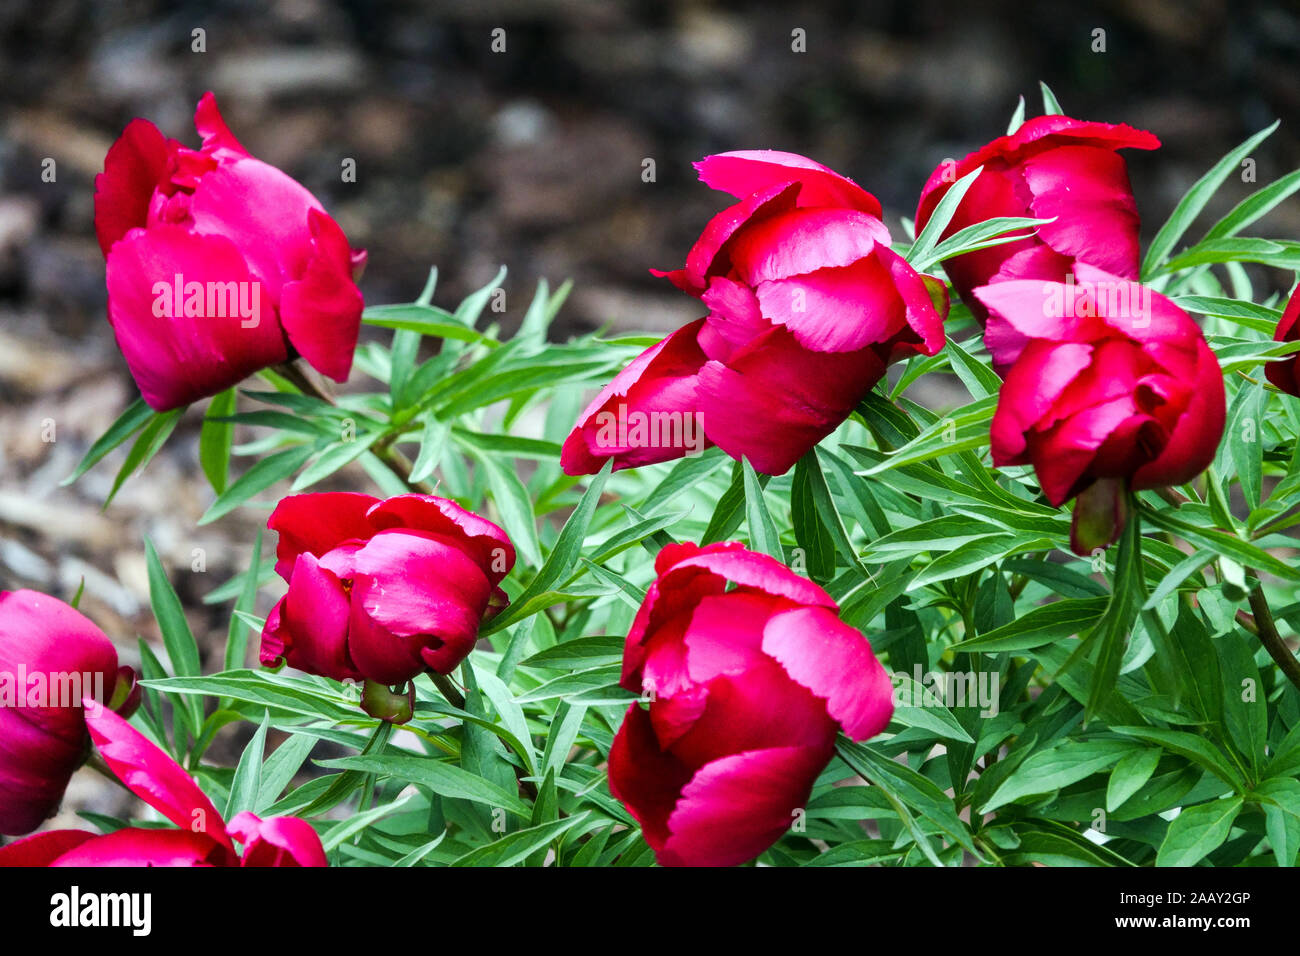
84,707 -> 232,852
1266,285 -> 1300,397
1024,146 -> 1142,278
94,118 -> 175,255
761,605 -> 895,740
659,743 -> 833,867
1130,337 -> 1226,490
278,208 -> 364,382
0,590 -> 120,836
694,150 -> 885,218
267,492 -> 379,579
48,828 -> 230,867
0,829 -> 95,866
185,157 -> 327,296
1029,395 -> 1138,506
228,811 -> 327,867
661,542 -> 837,609
753,257 -> 907,354
682,591 -> 787,683
661,665 -> 839,772
347,530 -> 494,680
607,704 -> 694,854
366,494 -> 515,586
695,326 -> 884,475
192,91 -> 248,161
679,182 -> 801,291
259,552 -> 361,683
728,207 -> 889,285
989,340 -> 1093,465
561,320 -> 710,474
104,224 -> 286,410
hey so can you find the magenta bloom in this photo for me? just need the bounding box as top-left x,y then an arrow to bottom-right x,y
562,151 -> 946,477
0,590 -> 137,836
95,92 -> 365,411
260,493 -> 515,689
1265,284 -> 1300,397
0,707 -> 325,867
609,542 -> 894,867
916,115 -> 1159,366
976,264 -> 1225,553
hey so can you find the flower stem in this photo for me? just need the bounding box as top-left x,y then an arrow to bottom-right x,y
1246,578 -> 1300,694
429,672 -> 465,710
429,671 -> 539,802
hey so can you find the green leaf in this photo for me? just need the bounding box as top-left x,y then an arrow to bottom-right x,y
475,669 -> 537,777
1142,121 -> 1280,278
321,792 -> 418,853
61,397 -> 154,486
908,166 -> 984,270
857,397 -> 996,475
200,389 -> 237,495
836,739 -> 982,861
1155,796 -> 1243,866
105,408 -> 183,506
1158,237 -> 1300,275
982,740 -> 1135,813
407,415 -> 450,484
1106,747 -> 1163,812
1203,166 -> 1300,241
256,733 -> 317,812
225,713 -> 268,819
1039,80 -> 1063,115
1141,506 -> 1300,581
145,671 -> 361,724
1141,547 -> 1214,610
320,754 -> 530,819
199,443 -> 316,525
144,539 -> 203,733
541,699 -> 587,778
1254,777 -> 1300,866
1083,512 -> 1141,722
291,433 -> 380,491
701,460 -> 751,544
361,304 -> 501,348
522,634 -> 625,670
472,447 -> 542,568
742,457 -> 782,559
483,461 -> 612,634
909,533 -> 1049,592
890,676 -> 976,743
1231,385 -> 1266,510
1112,726 -> 1246,790
449,814 -> 587,867
926,217 -> 1053,271
943,337 -> 1003,399
1174,295 -> 1282,335
1006,94 -> 1026,134
951,597 -> 1108,652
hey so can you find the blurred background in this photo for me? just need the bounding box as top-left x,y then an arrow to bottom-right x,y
0,0 -> 1298,820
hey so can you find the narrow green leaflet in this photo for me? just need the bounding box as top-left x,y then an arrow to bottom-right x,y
1142,121 -> 1280,277
200,389 -> 238,495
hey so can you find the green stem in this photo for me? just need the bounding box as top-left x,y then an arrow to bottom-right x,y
1246,577 -> 1300,694
429,672 -> 466,710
